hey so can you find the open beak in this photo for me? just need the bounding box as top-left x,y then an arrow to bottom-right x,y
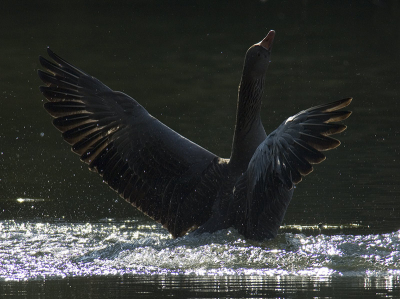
256,30 -> 275,51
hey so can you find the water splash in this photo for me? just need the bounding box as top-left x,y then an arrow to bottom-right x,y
1,219 -> 400,281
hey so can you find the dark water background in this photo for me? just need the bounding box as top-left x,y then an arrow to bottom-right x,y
1,0 -> 400,298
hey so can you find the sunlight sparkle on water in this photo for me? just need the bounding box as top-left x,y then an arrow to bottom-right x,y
1,220 -> 400,281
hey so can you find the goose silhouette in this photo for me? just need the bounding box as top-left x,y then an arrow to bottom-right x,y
38,30 -> 352,240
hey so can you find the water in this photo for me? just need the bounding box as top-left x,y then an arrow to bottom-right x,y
2,218 -> 400,279
1,0 -> 400,297
2,217 -> 400,297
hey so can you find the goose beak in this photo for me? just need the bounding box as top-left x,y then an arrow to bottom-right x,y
257,30 -> 275,51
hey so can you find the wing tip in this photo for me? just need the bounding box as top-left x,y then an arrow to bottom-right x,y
324,97 -> 353,113
37,69 -> 51,84
46,47 -> 56,59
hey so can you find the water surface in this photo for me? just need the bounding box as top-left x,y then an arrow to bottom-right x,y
2,218 -> 400,298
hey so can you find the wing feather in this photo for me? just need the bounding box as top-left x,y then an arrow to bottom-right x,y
233,98 -> 352,240
39,48 -> 219,237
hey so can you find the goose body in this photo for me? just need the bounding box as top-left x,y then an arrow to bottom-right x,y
38,30 -> 352,240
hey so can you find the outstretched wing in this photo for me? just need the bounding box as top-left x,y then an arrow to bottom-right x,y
233,98 -> 352,240
38,48 -> 218,237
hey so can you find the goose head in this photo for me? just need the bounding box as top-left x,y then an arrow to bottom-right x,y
242,30 -> 275,79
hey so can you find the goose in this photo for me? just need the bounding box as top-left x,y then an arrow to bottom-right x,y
38,30 -> 352,241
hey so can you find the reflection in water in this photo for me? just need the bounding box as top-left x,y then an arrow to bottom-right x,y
1,219 -> 400,297
1,275 -> 400,298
